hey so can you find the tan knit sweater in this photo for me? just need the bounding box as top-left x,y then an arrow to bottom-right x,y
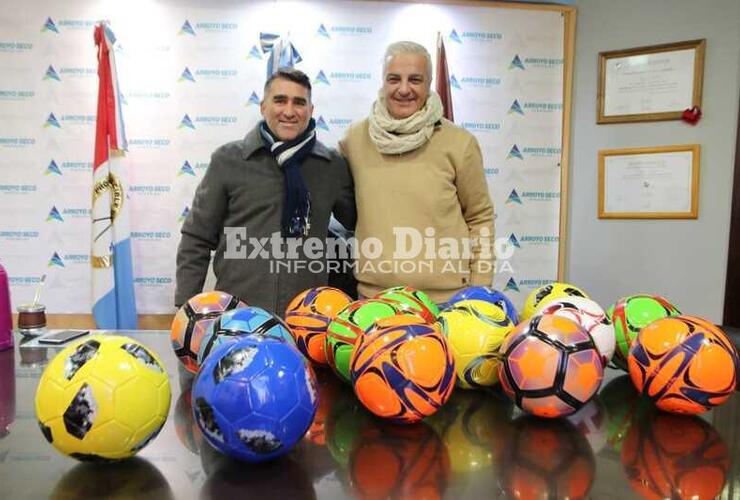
339,118 -> 495,304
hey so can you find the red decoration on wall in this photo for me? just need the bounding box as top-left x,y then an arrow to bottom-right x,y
681,106 -> 702,125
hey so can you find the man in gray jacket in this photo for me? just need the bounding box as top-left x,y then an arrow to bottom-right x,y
175,68 -> 356,315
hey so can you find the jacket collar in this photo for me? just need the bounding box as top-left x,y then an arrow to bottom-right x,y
241,124 -> 332,161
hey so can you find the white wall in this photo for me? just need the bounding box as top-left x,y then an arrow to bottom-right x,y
567,0 -> 740,322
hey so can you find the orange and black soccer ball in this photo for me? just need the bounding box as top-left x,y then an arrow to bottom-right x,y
350,323 -> 456,424
285,286 -> 352,365
170,291 -> 246,373
499,314 -> 604,418
627,315 -> 738,415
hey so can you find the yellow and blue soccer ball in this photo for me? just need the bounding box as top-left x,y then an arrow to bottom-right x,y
437,299 -> 515,389
35,335 -> 171,461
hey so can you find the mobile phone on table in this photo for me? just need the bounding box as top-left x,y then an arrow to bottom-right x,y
38,330 -> 90,345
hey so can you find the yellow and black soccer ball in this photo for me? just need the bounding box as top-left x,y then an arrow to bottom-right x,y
35,335 -> 171,461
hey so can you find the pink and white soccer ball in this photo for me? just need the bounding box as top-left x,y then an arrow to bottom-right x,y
536,296 -> 615,366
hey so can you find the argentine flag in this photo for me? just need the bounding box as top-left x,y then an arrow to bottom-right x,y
91,23 -> 137,329
260,32 -> 302,78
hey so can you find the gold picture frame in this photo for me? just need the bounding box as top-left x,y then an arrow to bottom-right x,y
598,144 -> 700,219
597,39 -> 705,124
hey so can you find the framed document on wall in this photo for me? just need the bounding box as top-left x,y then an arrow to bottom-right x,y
598,145 -> 700,219
597,39 -> 705,124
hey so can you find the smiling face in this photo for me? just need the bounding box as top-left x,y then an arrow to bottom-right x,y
382,52 -> 431,119
260,77 -> 314,141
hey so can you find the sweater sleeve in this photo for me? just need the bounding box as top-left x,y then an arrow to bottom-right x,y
332,154 -> 357,231
456,134 -> 495,286
174,150 -> 228,306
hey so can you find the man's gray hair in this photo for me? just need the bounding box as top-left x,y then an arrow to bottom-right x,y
383,41 -> 432,82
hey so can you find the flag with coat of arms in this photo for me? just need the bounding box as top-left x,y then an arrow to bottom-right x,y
91,22 -> 137,329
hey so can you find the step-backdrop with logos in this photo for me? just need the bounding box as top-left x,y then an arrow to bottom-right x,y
0,0 -> 572,314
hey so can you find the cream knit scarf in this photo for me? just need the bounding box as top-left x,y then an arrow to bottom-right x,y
368,91 -> 444,155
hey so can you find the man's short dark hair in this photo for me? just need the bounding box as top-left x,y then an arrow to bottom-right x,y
264,68 -> 312,101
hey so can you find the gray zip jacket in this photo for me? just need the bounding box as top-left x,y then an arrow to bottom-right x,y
175,125 -> 356,315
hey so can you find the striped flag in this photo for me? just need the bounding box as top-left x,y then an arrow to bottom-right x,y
436,32 -> 454,122
91,23 -> 137,329
260,32 -> 302,77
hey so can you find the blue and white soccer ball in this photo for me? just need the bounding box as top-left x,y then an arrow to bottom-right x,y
196,306 -> 294,366
192,335 -> 318,462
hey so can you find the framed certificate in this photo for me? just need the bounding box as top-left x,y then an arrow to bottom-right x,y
597,39 -> 705,123
598,145 -> 700,219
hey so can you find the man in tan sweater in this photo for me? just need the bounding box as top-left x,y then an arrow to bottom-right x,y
340,41 -> 494,305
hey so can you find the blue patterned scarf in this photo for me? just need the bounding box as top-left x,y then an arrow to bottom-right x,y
260,118 -> 316,237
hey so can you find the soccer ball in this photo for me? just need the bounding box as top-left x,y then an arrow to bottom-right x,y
447,286 -> 519,324
35,335 -> 171,461
537,296 -> 616,366
171,291 -> 246,373
621,412 -> 730,499
374,286 -> 439,323
196,306 -> 293,366
285,286 -> 352,365
192,335 -> 318,462
437,299 -> 515,389
628,315 -> 738,414
521,282 -> 589,322
499,315 -> 603,418
326,299 -> 404,383
350,323 -> 456,424
607,294 -> 681,370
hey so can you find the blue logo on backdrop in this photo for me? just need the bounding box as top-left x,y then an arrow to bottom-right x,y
314,70 -> 330,86
520,101 -> 563,113
316,116 -> 329,131
317,24 -> 330,39
192,67 -> 238,80
449,75 -> 461,90
449,28 -> 502,43
178,206 -> 190,223
45,160 -> 62,175
178,161 -> 197,177
246,91 -> 260,106
523,57 -> 564,68
457,76 -> 502,88
8,276 -> 43,286
504,277 -> 520,293
179,114 -> 195,130
179,67 -> 195,82
48,252 -> 64,267
508,233 -> 521,249
194,21 -> 237,33
506,189 -> 522,205
47,206 -> 63,222
179,20 -> 196,36
509,100 -> 524,115
507,145 -> 523,160
329,71 -> 371,83
483,167 -> 499,177
246,45 -> 263,60
43,65 -> 60,81
44,113 -> 61,128
42,17 -> 59,33
59,114 -> 96,126
125,91 -> 170,101
318,23 -> 372,38
510,55 -> 525,70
